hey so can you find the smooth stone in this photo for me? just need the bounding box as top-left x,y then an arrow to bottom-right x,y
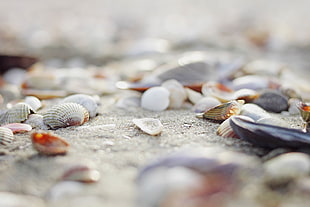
253,90 -> 289,113
141,87 -> 170,111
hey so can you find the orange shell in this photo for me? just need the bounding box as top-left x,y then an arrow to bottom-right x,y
31,132 -> 69,155
203,100 -> 244,121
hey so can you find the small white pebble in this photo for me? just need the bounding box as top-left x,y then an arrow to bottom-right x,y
141,87 -> 170,111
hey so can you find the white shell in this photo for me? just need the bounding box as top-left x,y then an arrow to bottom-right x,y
161,79 -> 187,109
24,114 -> 49,130
232,75 -> 270,90
256,117 -> 290,128
0,103 -> 35,125
217,115 -> 254,138
133,118 -> 163,136
0,126 -> 14,145
62,94 -> 98,118
192,96 -> 221,113
24,96 -> 42,111
240,103 -> 271,121
141,87 -> 170,111
43,103 -> 89,129
185,88 -> 203,104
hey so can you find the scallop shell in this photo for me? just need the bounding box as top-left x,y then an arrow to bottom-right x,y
217,115 -> 254,138
141,87 -> 170,111
24,96 -> 42,111
31,131 -> 70,155
1,123 -> 32,133
133,118 -> 163,136
0,103 -> 35,125
43,103 -> 89,129
0,126 -> 14,145
62,94 -> 98,118
161,79 -> 187,109
203,100 -> 244,121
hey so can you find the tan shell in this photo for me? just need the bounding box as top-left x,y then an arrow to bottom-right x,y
62,94 -> 98,118
0,126 -> 14,145
297,102 -> 310,123
203,100 -> 244,121
217,115 -> 254,138
133,118 -> 163,136
43,103 -> 89,129
61,164 -> 100,183
0,103 -> 35,125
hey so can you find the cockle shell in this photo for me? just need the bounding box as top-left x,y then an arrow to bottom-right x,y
31,131 -> 69,155
133,118 -> 163,136
24,96 -> 42,111
141,87 -> 170,111
0,103 -> 35,125
161,79 -> 187,109
217,115 -> 254,138
297,102 -> 310,123
202,100 -> 244,121
62,94 -> 98,118
1,123 -> 32,133
0,126 -> 14,145
43,103 -> 89,129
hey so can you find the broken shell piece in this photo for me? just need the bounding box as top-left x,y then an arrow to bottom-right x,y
202,82 -> 234,102
133,118 -> 163,136
141,87 -> 170,111
31,131 -> 69,155
0,103 -> 35,125
217,115 -> 254,138
162,79 -> 187,109
24,114 -> 49,130
43,103 -> 89,129
203,100 -> 244,121
0,126 -> 14,145
62,94 -> 98,118
1,123 -> 32,133
61,164 -> 100,183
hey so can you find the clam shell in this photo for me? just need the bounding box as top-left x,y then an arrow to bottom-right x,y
217,115 -> 254,138
31,131 -> 70,155
24,96 -> 42,111
0,126 -> 14,145
43,103 -> 89,129
230,116 -> 310,149
62,94 -> 98,118
203,100 -> 244,121
161,79 -> 187,109
1,123 -> 32,133
141,87 -> 170,111
240,103 -> 271,121
133,118 -> 163,136
0,103 -> 35,125
192,97 -> 221,113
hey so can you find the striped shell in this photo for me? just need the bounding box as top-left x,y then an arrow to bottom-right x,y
43,103 -> 89,129
217,115 -> 254,138
297,102 -> 310,123
203,100 -> 244,121
0,127 -> 14,145
62,94 -> 98,118
24,96 -> 42,111
0,103 -> 35,125
31,131 -> 69,155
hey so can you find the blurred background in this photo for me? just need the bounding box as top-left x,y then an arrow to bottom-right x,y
1,0 -> 310,65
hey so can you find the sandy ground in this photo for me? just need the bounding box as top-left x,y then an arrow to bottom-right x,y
0,1 -> 310,207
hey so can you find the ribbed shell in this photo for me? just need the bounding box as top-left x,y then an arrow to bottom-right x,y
203,100 -> 244,121
62,94 -> 98,118
217,115 -> 254,138
43,103 -> 89,129
0,127 -> 14,145
0,103 -> 35,125
297,102 -> 310,123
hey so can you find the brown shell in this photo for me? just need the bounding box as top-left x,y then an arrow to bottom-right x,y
203,100 -> 244,121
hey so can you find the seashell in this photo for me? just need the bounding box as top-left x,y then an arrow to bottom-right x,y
23,71 -> 61,90
202,100 -> 244,121
24,114 -> 49,130
256,117 -> 290,128
230,116 -> 310,149
288,98 -> 301,115
0,103 -> 35,125
201,81 -> 234,102
192,96 -> 221,113
141,87 -> 170,111
61,164 -> 100,183
297,101 -> 310,132
161,79 -> 187,109
240,103 -> 271,121
0,126 -> 14,145
237,59 -> 284,77
133,118 -> 163,136
217,115 -> 254,138
1,123 -> 32,133
43,103 -> 89,129
62,94 -> 98,118
31,131 -> 70,155
253,90 -> 289,113
21,89 -> 68,99
185,88 -> 203,104
234,88 -> 259,103
24,96 -> 42,111
232,75 -> 279,90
